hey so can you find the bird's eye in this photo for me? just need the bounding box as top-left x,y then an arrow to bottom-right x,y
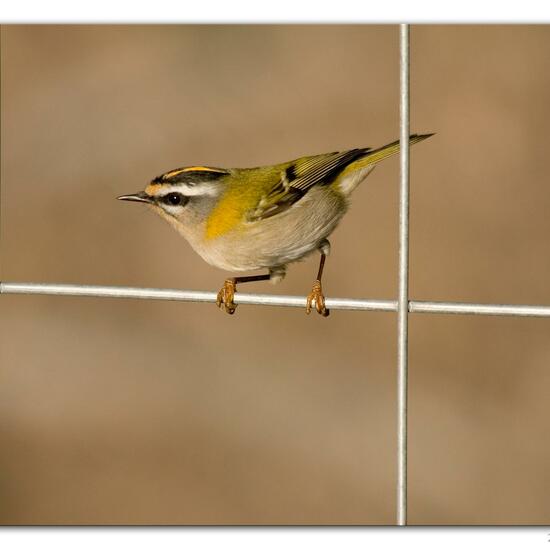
165,193 -> 183,206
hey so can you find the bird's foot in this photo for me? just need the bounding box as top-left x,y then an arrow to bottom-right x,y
216,278 -> 237,315
306,280 -> 330,317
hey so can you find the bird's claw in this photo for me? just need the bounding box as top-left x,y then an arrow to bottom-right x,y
306,280 -> 330,317
216,278 -> 237,315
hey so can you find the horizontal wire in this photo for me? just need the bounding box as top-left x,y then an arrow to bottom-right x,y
0,282 -> 395,311
2,281 -> 550,317
409,301 -> 550,317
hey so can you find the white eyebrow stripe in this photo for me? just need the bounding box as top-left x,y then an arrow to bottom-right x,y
153,182 -> 220,197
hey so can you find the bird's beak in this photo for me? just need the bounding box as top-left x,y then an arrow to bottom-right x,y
117,192 -> 153,204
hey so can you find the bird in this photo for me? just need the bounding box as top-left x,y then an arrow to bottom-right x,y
118,134 -> 432,316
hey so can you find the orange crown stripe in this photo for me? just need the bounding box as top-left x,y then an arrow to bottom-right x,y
145,184 -> 161,196
182,166 -> 222,172
163,166 -> 225,179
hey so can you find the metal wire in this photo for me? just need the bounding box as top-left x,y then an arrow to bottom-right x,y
3,282 -> 550,317
409,301 -> 550,317
397,24 -> 410,526
0,282 -> 396,311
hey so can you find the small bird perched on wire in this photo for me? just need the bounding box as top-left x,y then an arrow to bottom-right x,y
118,134 -> 432,316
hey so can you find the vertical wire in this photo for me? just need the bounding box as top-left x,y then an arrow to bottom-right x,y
397,23 -> 410,526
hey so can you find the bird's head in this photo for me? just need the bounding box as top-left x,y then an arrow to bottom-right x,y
117,165 -> 230,235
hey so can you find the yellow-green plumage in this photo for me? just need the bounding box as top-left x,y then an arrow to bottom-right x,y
206,166 -> 280,239
205,133 -> 432,240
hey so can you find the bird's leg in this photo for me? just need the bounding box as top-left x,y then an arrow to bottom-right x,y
216,273 -> 271,315
306,239 -> 330,317
306,255 -> 329,317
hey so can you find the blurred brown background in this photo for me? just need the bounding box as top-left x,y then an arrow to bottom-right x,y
1,25 -> 550,525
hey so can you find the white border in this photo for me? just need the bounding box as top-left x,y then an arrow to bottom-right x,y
0,0 -> 550,23
0,527 -> 549,550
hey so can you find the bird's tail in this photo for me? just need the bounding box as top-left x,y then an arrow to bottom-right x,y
337,133 -> 433,194
361,133 -> 433,166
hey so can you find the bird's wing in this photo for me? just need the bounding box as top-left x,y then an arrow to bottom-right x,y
248,148 -> 369,221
